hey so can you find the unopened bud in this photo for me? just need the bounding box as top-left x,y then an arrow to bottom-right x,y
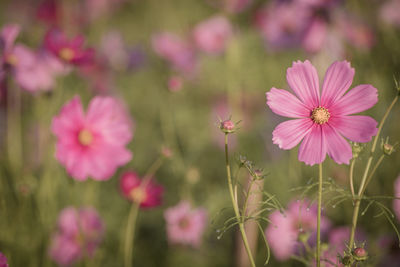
351,142 -> 363,159
382,143 -> 394,156
353,247 -> 368,261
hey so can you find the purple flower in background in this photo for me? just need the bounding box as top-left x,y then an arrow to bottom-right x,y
50,207 -> 104,266
254,1 -> 310,50
152,32 -> 196,74
0,252 -> 8,267
265,199 -> 331,261
164,201 -> 207,248
320,226 -> 365,266
192,15 -> 233,55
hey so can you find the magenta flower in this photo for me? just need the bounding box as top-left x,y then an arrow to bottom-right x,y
49,207 -> 104,266
266,60 -> 378,165
192,16 -> 233,55
51,95 -> 133,180
0,252 -> 8,267
119,171 -> 163,208
164,201 -> 207,248
265,199 -> 331,261
394,175 -> 400,222
44,28 -> 94,65
152,32 -> 196,74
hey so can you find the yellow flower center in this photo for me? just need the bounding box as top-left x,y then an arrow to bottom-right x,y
78,129 -> 93,146
6,54 -> 18,66
59,48 -> 75,61
311,107 -> 330,124
130,187 -> 146,203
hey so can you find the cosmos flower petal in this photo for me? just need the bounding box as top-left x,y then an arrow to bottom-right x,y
266,87 -> 310,118
0,24 -> 20,51
286,60 -> 320,108
323,124 -> 352,165
329,115 -> 378,143
272,119 -> 313,150
330,84 -> 378,115
52,96 -> 85,136
321,61 -> 355,108
298,124 -> 327,165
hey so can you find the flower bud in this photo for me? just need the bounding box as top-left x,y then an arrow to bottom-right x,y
382,142 -> 394,156
351,142 -> 363,159
220,119 -> 236,133
353,247 -> 368,261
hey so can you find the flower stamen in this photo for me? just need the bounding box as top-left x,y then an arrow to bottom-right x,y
311,107 -> 330,124
78,129 -> 93,146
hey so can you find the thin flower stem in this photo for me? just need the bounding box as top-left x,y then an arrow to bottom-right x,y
349,160 -> 356,200
348,94 -> 398,253
316,163 -> 323,267
123,155 -> 165,267
362,154 -> 385,194
224,134 -> 256,267
124,202 -> 140,267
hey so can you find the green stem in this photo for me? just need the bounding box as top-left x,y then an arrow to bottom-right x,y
349,160 -> 356,200
224,134 -> 256,267
316,163 -> 323,267
348,94 -> 398,252
124,202 -> 140,267
7,83 -> 23,175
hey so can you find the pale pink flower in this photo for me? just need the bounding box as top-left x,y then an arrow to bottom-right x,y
302,18 -> 328,54
380,0 -> 400,27
265,199 -> 331,261
266,60 -> 378,165
119,171 -> 163,208
51,95 -> 133,180
0,24 -> 65,92
49,207 -> 104,266
394,175 -> 400,222
152,32 -> 196,74
193,16 -> 233,54
164,201 -> 207,247
267,201 -> 331,260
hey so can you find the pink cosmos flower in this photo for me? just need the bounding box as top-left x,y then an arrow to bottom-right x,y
51,95 -> 133,180
265,199 -> 331,261
50,207 -> 104,266
394,175 -> 400,222
266,60 -> 378,165
0,252 -> 8,267
44,28 -> 95,65
119,171 -> 163,208
164,201 -> 207,247
152,32 -> 196,74
36,0 -> 61,26
192,16 -> 233,55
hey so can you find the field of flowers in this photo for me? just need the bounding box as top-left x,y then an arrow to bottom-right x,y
0,0 -> 400,266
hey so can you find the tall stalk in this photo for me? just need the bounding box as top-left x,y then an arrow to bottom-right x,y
224,133 -> 256,267
348,94 -> 398,251
316,163 -> 323,267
